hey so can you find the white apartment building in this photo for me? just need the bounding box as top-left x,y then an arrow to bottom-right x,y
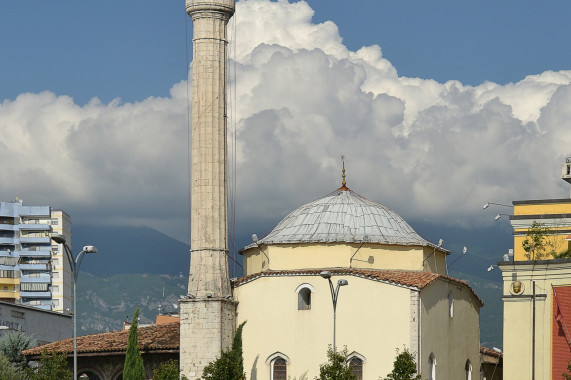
0,199 -> 71,313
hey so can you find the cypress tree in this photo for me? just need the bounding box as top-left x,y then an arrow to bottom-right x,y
123,308 -> 146,380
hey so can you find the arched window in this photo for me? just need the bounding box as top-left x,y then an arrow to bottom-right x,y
267,352 -> 290,380
465,359 -> 472,380
448,292 -> 454,318
272,357 -> 287,380
429,353 -> 436,380
348,357 -> 363,380
296,284 -> 314,310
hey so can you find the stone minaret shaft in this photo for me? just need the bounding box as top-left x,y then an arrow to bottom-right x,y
180,0 -> 236,378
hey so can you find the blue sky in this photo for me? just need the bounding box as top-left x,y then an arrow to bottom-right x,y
0,0 -> 570,249
2,1 -> 569,104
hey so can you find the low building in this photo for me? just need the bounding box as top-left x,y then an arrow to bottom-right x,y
0,300 -> 71,345
23,321 -> 179,380
499,158 -> 571,379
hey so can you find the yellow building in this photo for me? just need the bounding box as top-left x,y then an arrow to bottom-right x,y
235,183 -> 482,380
499,159 -> 571,379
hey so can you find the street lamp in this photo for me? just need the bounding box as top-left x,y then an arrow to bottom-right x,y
320,271 -> 348,353
482,202 -> 513,209
51,235 -> 97,380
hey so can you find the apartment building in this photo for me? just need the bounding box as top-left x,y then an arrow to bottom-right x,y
0,199 -> 71,313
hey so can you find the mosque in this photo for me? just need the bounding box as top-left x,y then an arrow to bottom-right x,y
233,171 -> 482,379
179,0 -> 483,379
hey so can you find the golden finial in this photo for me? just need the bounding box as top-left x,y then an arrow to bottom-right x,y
341,155 -> 348,190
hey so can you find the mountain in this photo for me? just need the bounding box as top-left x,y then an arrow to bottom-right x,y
72,223 -> 506,348
72,224 -> 189,277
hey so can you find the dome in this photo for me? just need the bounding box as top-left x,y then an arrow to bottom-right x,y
249,187 -> 436,248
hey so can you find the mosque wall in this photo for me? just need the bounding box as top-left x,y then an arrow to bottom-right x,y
419,279 -> 481,380
241,243 -> 434,275
234,274 -> 413,380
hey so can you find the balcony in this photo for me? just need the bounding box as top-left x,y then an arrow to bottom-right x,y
0,278 -> 19,285
22,302 -> 51,311
0,290 -> 17,299
0,225 -> 15,231
20,276 -> 51,284
18,263 -> 50,271
18,206 -> 50,217
0,238 -> 15,245
18,223 -> 50,231
19,291 -> 51,298
19,249 -> 51,258
18,236 -> 50,244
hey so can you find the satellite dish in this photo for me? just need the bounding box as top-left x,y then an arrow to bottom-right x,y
173,304 -> 179,309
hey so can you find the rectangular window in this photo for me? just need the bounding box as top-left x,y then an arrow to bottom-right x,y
20,283 -> 49,292
52,285 -> 59,292
50,219 -> 58,225
11,311 -> 24,319
52,272 -> 59,279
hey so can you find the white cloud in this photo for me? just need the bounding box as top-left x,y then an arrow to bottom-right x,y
1,0 -> 570,242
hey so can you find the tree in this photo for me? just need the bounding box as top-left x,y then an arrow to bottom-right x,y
382,347 -> 421,380
564,361 -> 571,379
0,354 -> 26,380
153,359 -> 188,380
123,308 -> 146,380
522,221 -> 555,260
315,347 -> 357,380
202,321 -> 246,380
25,349 -> 72,380
0,331 -> 35,369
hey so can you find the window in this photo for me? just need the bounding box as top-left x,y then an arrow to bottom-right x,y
465,360 -> 472,380
267,353 -> 290,380
51,219 -> 58,226
52,285 -> 60,292
348,357 -> 363,380
429,354 -> 436,380
296,284 -> 314,310
272,358 -> 287,380
52,272 -> 59,279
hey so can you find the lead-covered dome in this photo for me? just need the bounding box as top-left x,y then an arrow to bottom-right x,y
249,187 -> 435,248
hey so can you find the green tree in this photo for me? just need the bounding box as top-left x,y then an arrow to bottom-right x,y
153,359 -> 189,380
522,221 -> 555,260
123,308 -> 146,380
0,331 -> 35,369
25,349 -> 72,380
0,354 -> 26,380
202,321 -> 246,380
382,347 -> 421,380
563,359 -> 571,379
315,347 -> 357,380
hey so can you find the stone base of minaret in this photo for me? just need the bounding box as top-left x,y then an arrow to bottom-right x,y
180,298 -> 236,379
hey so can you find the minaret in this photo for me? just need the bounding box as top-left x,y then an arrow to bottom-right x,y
180,0 -> 236,378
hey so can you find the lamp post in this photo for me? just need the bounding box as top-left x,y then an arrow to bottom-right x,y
51,235 -> 97,380
320,271 -> 348,353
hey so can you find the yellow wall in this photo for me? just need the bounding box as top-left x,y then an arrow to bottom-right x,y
235,275 -> 413,380
499,260 -> 571,379
512,200 -> 571,261
242,243 -> 448,275
513,202 -> 571,216
420,280 -> 481,379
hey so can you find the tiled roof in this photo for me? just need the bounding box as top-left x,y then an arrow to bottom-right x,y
23,322 -> 179,358
480,346 -> 503,359
244,187 -> 445,251
233,268 -> 484,306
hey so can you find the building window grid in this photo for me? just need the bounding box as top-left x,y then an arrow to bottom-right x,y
272,358 -> 287,380
348,357 -> 363,380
